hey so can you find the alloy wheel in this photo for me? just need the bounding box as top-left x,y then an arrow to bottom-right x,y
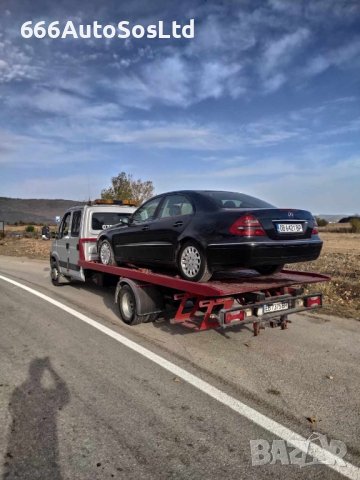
180,246 -> 201,278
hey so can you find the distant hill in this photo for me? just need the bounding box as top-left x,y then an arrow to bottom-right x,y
316,214 -> 351,223
0,197 -> 86,224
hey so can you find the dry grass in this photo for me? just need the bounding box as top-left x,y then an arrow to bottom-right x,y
0,237 -> 51,259
287,232 -> 360,320
0,231 -> 359,319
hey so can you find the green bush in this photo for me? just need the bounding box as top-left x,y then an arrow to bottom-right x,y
315,217 -> 328,227
25,224 -> 35,233
350,218 -> 360,233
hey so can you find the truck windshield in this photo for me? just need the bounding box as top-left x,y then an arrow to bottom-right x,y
91,212 -> 131,231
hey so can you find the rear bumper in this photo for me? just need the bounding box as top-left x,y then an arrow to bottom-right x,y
207,240 -> 323,268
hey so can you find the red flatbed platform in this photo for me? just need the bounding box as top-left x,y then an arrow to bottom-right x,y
79,260 -> 329,297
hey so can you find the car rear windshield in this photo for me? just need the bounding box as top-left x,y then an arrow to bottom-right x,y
91,212 -> 131,231
204,192 -> 275,209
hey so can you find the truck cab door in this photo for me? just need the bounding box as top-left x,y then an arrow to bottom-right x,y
67,210 -> 84,281
55,211 -> 71,274
55,210 -> 84,281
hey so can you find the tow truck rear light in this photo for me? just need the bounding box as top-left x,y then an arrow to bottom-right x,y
305,296 -> 321,307
224,310 -> 245,324
93,199 -> 137,206
229,214 -> 266,236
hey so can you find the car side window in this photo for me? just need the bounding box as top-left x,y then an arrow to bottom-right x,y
71,210 -> 82,237
59,212 -> 71,239
133,197 -> 162,224
158,195 -> 194,219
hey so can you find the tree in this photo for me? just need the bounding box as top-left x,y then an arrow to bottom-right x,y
101,171 -> 154,205
315,217 -> 328,227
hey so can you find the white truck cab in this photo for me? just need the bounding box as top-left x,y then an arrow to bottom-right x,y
50,201 -> 136,284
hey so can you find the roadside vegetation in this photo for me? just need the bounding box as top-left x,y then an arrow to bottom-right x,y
287,228 -> 360,320
101,171 -> 154,205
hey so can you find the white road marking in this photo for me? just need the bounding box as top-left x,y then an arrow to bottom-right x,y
0,273 -> 359,480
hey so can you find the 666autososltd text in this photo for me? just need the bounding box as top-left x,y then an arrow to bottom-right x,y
20,19 -> 195,40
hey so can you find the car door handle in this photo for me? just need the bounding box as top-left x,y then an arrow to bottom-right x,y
142,226 -> 150,231
173,221 -> 183,227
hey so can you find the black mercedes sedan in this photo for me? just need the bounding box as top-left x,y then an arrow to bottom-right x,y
97,190 -> 323,282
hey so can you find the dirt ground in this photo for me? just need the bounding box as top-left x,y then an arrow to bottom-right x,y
0,231 -> 359,320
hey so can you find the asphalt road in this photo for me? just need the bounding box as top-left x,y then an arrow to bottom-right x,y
0,255 -> 359,479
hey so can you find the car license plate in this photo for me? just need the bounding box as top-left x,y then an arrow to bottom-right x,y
264,302 -> 289,313
276,223 -> 303,233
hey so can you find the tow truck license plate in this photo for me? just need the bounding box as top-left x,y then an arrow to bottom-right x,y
276,223 -> 303,233
264,302 -> 289,313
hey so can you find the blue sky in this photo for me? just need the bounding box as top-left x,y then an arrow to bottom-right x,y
0,0 -> 359,214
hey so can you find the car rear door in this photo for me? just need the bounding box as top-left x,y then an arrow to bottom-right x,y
147,194 -> 195,263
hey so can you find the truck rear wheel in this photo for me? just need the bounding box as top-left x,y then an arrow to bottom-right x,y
118,285 -> 143,325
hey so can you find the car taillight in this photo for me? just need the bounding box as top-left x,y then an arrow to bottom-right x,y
229,214 -> 266,236
312,218 -> 319,235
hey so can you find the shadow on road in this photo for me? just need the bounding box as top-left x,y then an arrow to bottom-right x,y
3,357 -> 70,480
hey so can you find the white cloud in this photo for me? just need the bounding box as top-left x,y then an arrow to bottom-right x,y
262,28 -> 310,75
7,87 -> 123,121
1,174 -> 111,201
303,39 -> 360,77
154,155 -> 360,214
0,40 -> 39,83
107,122 -> 235,150
197,62 -> 243,100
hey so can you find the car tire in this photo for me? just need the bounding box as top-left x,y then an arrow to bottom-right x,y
118,285 -> 143,325
50,259 -> 61,286
255,265 -> 284,275
99,239 -> 117,266
178,242 -> 212,282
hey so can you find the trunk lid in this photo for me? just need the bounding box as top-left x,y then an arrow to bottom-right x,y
247,208 -> 314,240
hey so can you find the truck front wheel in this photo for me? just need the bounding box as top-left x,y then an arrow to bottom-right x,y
50,259 -> 61,286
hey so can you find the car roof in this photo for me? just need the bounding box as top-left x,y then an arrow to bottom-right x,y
156,190 -> 239,196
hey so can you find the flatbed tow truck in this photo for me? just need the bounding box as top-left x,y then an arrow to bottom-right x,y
51,201 -> 330,335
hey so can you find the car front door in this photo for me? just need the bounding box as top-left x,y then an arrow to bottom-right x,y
112,196 -> 163,262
